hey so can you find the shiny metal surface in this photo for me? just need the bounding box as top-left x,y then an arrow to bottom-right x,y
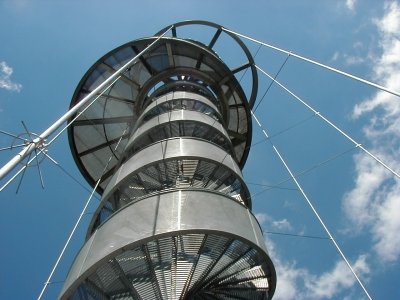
62,21 -> 276,300
60,191 -> 275,299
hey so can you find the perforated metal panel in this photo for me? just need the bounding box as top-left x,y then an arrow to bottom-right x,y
61,190 -> 275,299
69,37 -> 253,192
70,234 -> 271,300
63,21 -> 276,300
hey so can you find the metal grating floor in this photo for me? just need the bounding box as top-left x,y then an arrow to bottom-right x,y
70,234 -> 272,300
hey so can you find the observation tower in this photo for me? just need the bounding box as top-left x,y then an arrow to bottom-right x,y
60,21 -> 276,299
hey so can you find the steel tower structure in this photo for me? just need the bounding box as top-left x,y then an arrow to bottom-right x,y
60,21 -> 276,300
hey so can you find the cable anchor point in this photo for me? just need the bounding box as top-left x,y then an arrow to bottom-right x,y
0,121 -> 49,193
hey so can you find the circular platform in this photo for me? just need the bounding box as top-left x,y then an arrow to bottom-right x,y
68,31 -> 255,192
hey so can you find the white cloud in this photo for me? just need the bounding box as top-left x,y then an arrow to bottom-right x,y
331,51 -> 340,61
263,236 -> 305,300
304,254 -> 369,299
255,212 -> 293,232
0,61 -> 22,92
265,237 -> 370,300
330,51 -> 365,66
344,54 -> 365,65
255,212 -> 271,225
272,218 -> 293,231
376,1 -> 400,34
343,153 -> 390,229
353,41 -> 363,49
273,259 -> 305,300
345,1 -> 400,263
345,0 -> 357,11
258,212 -> 370,298
373,186 -> 400,261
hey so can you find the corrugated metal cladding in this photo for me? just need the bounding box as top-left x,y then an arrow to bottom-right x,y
63,21 -> 276,300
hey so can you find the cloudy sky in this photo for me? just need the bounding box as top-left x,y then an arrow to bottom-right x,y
1,1 -> 400,299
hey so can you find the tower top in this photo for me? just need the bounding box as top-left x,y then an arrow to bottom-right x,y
68,21 -> 258,193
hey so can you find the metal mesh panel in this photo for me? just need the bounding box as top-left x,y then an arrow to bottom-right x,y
203,240 -> 251,284
150,81 -> 219,105
70,234 -> 272,300
64,29 -> 275,300
110,293 -> 133,300
69,280 -> 109,300
214,248 -> 263,284
188,235 -> 232,292
68,36 -> 254,192
147,238 -> 174,299
92,157 -> 250,231
92,261 -> 125,293
127,120 -> 233,158
142,99 -> 221,123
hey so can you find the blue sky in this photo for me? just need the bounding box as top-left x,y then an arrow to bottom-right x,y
1,0 -> 400,299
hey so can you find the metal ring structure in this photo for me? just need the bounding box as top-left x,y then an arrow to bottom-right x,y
60,190 -> 275,299
63,21 -> 276,300
155,20 -> 259,109
68,35 -> 255,194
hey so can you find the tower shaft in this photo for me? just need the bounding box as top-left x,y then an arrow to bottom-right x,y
61,22 -> 276,300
